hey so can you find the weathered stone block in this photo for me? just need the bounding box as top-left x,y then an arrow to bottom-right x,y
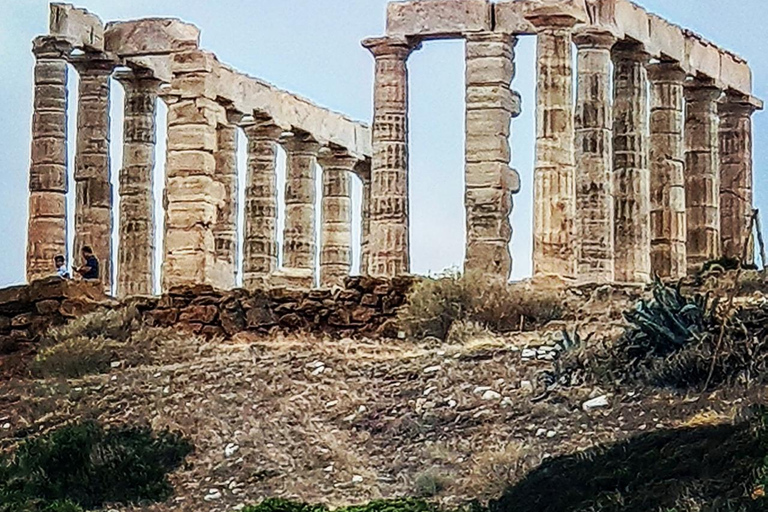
50,4 -> 104,50
386,0 -> 492,38
105,18 -> 200,56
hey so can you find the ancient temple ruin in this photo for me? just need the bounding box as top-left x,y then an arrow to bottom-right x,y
26,1 -> 762,294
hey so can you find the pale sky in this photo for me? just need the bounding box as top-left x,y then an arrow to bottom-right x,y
0,0 -> 766,288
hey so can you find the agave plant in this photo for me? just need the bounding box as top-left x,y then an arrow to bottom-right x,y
623,276 -> 720,356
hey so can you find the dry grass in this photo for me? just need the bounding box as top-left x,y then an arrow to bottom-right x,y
399,272 -> 565,340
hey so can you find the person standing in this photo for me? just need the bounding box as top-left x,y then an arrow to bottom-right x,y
76,246 -> 100,281
54,255 -> 70,279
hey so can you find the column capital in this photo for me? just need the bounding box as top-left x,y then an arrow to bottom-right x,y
113,68 -> 162,91
70,53 -> 116,75
242,117 -> 283,140
528,13 -> 583,32
317,146 -> 359,169
32,36 -> 71,59
362,36 -> 420,60
280,131 -> 321,155
719,92 -> 760,116
685,78 -> 722,103
611,40 -> 650,63
464,31 -> 518,46
647,61 -> 687,83
572,29 -> 616,50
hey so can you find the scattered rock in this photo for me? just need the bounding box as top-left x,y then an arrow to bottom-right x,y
583,395 -> 610,411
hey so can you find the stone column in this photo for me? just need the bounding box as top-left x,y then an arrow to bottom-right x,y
72,56 -> 113,292
281,132 -> 320,284
685,79 -> 722,272
357,159 -> 372,274
212,122 -> 238,288
242,120 -> 282,288
648,62 -> 687,280
573,29 -> 616,283
318,149 -> 355,287
115,70 -> 159,297
464,32 -> 521,279
27,37 -> 69,282
612,42 -> 651,283
162,50 -> 226,290
531,20 -> 577,280
719,94 -> 757,263
362,37 -> 418,277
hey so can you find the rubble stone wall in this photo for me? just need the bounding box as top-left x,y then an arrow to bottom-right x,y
0,276 -> 416,357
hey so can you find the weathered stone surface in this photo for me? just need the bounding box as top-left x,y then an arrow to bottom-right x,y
532,22 -> 577,280
719,94 -> 757,263
104,18 -> 200,56
685,80 -> 722,272
49,3 -> 104,51
464,32 -> 519,280
282,133 -> 320,280
363,37 -> 418,277
648,62 -> 687,280
27,38 -> 69,283
116,71 -> 159,298
574,29 -> 615,284
318,149 -> 355,287
612,42 -> 651,284
386,0 -> 492,39
212,123 -> 238,289
73,58 -> 114,293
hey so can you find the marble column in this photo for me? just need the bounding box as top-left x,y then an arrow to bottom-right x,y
242,120 -> 282,288
281,132 -> 320,282
719,94 -> 757,263
464,32 -> 520,279
318,149 -> 355,287
362,37 -> 418,277
648,62 -> 687,280
162,51 -> 226,290
357,159 -> 372,274
573,29 -> 616,283
212,122 -> 238,288
532,21 -> 577,280
685,79 -> 722,271
612,42 -> 651,283
115,70 -> 159,297
73,57 -> 113,292
27,37 -> 69,282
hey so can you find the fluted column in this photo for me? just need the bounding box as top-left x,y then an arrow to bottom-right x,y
162,51 -> 226,290
648,62 -> 687,280
73,56 -> 114,292
362,37 -> 418,277
612,42 -> 651,283
115,70 -> 159,297
242,120 -> 282,288
318,149 -> 355,287
357,160 -> 372,274
719,94 -> 757,263
532,21 -> 577,280
281,132 -> 320,281
27,37 -> 69,282
573,29 -> 616,283
464,32 -> 520,279
212,122 -> 238,288
685,79 -> 722,271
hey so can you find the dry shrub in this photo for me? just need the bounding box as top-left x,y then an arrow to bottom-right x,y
399,271 -> 564,340
413,469 -> 450,498
46,306 -> 140,345
32,336 -> 119,378
462,443 -> 531,499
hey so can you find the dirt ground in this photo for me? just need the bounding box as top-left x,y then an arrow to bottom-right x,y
1,319 -> 762,512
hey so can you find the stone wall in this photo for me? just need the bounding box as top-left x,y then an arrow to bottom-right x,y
132,275 -> 414,338
0,276 -> 415,358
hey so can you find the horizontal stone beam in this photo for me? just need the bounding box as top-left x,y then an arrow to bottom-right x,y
49,3 -> 104,51
386,0 -> 493,39
104,18 -> 200,56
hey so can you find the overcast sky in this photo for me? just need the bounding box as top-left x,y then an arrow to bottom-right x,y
0,0 -> 766,288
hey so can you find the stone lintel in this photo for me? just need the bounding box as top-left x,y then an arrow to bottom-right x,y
104,18 -> 200,56
386,0 -> 492,40
49,3 -> 105,52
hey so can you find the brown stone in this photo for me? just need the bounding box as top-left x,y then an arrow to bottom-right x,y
278,313 -> 305,329
220,307 -> 246,335
179,304 -> 218,324
35,299 -> 61,315
11,313 -> 33,328
144,308 -> 179,326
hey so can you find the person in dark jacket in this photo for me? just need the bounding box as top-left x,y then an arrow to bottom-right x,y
76,246 -> 100,280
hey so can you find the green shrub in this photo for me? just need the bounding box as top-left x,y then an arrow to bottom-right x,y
0,420 -> 193,511
244,500 -> 441,512
399,271 -> 564,340
243,498 -> 329,512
